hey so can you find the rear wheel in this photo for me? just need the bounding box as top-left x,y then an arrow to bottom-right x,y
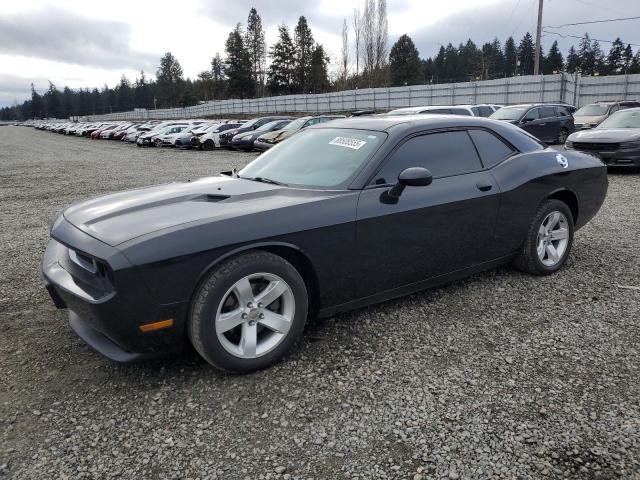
556,127 -> 569,145
188,251 -> 308,373
514,199 -> 574,275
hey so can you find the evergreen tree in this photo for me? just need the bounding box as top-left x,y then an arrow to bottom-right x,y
156,52 -> 184,107
44,82 -> 61,118
294,16 -> 315,93
504,36 -> 518,76
308,44 -> 330,93
607,38 -> 625,74
134,71 -> 152,109
211,52 -> 227,99
622,44 -> 634,73
30,83 -> 43,119
116,75 -> 133,111
90,88 -> 101,114
480,38 -> 504,79
578,33 -> 593,74
433,45 -> 446,82
442,43 -> 458,81
517,32 -> 535,75
224,24 -> 255,98
592,40 -> 605,75
423,57 -> 434,83
245,8 -> 266,94
389,34 -> 422,86
267,24 -> 296,95
629,50 -> 640,74
566,46 -> 580,73
544,41 -> 564,74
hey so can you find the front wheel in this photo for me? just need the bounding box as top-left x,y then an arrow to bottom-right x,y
154,138 -> 163,148
188,251 -> 308,373
514,199 -> 574,275
202,139 -> 214,151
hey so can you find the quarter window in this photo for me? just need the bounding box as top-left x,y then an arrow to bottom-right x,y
468,129 -> 515,168
373,131 -> 483,184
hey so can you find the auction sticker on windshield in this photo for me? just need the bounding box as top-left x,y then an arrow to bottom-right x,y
329,136 -> 367,150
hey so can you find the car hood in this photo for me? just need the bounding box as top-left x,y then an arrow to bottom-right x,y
62,176 -> 341,247
568,128 -> 640,142
573,115 -> 606,125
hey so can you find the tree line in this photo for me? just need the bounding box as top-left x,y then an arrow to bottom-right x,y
2,1 -> 640,121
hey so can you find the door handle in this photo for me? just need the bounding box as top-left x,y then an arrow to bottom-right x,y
476,182 -> 493,192
539,123 -> 546,125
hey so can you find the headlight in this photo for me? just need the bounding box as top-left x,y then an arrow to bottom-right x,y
565,140 -> 574,149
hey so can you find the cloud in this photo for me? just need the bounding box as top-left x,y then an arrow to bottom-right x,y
197,0 -> 308,29
0,7 -> 158,70
407,0 -> 640,59
0,73 -> 51,107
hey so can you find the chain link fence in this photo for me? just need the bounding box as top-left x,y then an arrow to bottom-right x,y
83,73 -> 640,122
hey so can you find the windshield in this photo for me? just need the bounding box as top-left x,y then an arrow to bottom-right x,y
283,117 -> 310,130
490,106 -> 527,120
239,128 -> 386,188
597,109 -> 640,129
256,120 -> 288,132
575,104 -> 609,116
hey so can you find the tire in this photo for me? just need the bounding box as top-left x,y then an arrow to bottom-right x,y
202,139 -> 214,151
514,199 -> 574,276
556,127 -> 569,145
188,251 -> 308,373
154,138 -> 163,148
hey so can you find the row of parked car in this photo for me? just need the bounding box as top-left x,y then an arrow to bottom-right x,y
29,99 -> 640,167
33,114 -> 346,152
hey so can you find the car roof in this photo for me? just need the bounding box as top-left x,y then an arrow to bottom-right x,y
313,114 -> 514,132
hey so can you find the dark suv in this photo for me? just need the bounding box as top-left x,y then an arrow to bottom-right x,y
490,104 -> 575,144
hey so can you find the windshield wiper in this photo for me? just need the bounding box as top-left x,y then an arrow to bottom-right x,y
244,176 -> 288,186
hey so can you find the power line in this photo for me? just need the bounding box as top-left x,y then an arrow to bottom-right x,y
572,0 -> 624,16
545,16 -> 640,29
541,29 -> 640,47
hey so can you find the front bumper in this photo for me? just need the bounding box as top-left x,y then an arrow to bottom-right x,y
254,140 -> 274,151
231,138 -> 255,150
42,222 -> 187,362
569,145 -> 640,167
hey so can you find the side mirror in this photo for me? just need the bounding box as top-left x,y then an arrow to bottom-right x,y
520,117 -> 532,124
388,167 -> 432,199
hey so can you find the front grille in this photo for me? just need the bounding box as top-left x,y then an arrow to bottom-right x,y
573,142 -> 619,152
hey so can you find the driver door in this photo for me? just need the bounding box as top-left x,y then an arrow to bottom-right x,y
355,130 -> 500,298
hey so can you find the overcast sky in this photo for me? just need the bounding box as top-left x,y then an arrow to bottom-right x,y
1,0 -> 639,106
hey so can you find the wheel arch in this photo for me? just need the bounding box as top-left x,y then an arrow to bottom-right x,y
188,242 -> 321,323
546,188 -> 579,224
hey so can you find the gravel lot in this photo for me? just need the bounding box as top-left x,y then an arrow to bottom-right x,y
1,126 -> 639,480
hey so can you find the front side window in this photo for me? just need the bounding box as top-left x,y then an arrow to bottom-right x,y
523,108 -> 539,121
372,131 -> 483,185
239,128 -> 386,188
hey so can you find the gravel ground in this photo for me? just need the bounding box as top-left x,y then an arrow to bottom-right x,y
1,126 -> 639,480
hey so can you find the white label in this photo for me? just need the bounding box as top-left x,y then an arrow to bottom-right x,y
329,136 -> 366,150
556,153 -> 568,169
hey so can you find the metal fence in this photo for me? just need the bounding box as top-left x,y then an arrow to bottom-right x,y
83,73 -> 640,122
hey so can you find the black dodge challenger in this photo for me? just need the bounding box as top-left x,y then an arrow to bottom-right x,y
43,116 -> 608,372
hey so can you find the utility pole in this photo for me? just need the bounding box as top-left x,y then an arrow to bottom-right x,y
534,0 -> 544,75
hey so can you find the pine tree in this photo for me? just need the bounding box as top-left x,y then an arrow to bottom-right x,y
30,83 -> 43,119
433,45 -> 446,82
389,34 -> 422,86
592,40 -> 605,75
267,25 -> 296,95
443,43 -> 458,81
607,38 -> 625,75
245,8 -> 266,95
578,33 -> 594,75
308,44 -> 330,93
566,46 -> 580,73
544,41 -> 564,74
622,44 -> 634,73
210,53 -> 226,99
629,50 -> 640,74
116,75 -> 133,111
293,16 -> 315,93
156,52 -> 184,107
224,24 -> 255,98
517,33 -> 535,75
504,36 -> 517,76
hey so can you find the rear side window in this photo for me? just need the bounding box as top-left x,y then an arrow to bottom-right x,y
555,106 -> 570,116
373,131 -> 483,184
468,129 -> 515,168
450,108 -> 472,116
540,106 -> 556,118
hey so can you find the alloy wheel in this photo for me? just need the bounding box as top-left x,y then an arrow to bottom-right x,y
215,273 -> 295,359
536,211 -> 569,267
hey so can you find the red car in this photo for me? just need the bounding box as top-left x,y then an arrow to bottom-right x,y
90,124 -> 116,139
